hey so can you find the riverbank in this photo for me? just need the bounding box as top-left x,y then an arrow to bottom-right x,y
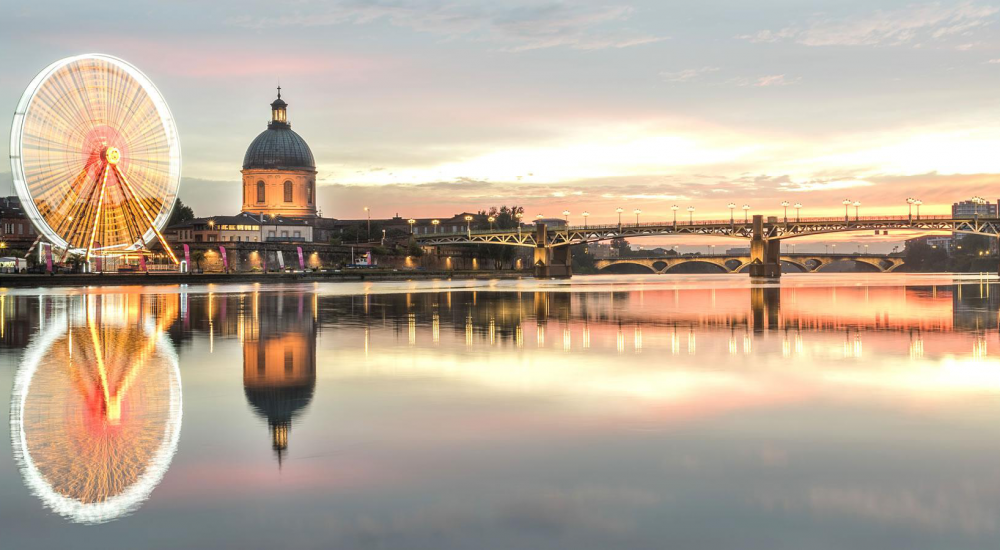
0,269 -> 530,288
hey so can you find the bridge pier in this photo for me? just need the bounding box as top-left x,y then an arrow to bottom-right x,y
749,215 -> 781,279
533,224 -> 572,278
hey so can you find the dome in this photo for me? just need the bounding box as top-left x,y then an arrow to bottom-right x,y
242,127 -> 315,171
242,89 -> 316,171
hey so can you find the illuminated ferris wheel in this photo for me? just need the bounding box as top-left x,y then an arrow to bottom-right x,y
9,54 -> 181,263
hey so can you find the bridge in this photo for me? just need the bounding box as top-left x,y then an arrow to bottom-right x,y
415,213 -> 1000,278
595,253 -> 905,274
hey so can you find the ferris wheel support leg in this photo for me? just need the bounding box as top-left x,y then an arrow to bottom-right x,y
84,165 -> 109,263
112,165 -> 179,264
22,235 -> 43,260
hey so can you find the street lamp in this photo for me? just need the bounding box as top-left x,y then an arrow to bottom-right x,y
432,219 -> 440,233
742,204 -> 750,223
781,200 -> 790,223
864,244 -> 869,255
853,200 -> 861,221
516,212 -> 524,238
727,202 -> 736,224
843,199 -> 852,222
364,206 -> 371,241
488,216 -> 496,230
914,199 -> 922,220
794,203 -> 802,222
464,214 -> 473,234
563,210 -> 570,223
687,206 -> 695,224
633,208 -> 641,225
408,218 -> 416,234
671,205 -> 679,227
616,207 -> 624,227
582,211 -> 589,228
906,197 -> 915,223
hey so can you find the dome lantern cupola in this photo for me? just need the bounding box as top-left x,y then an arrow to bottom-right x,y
270,86 -> 288,128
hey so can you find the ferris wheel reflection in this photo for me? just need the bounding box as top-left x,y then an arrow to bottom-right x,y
10,293 -> 182,525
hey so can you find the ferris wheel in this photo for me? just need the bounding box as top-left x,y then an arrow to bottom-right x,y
9,54 -> 181,263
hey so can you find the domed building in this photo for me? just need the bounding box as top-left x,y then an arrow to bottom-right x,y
241,88 -> 318,218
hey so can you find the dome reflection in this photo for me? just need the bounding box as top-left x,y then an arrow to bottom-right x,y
10,294 -> 182,524
242,292 -> 316,465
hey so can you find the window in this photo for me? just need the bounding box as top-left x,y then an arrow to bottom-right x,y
268,231 -> 276,238
307,181 -> 313,204
257,180 -> 265,203
281,231 -> 289,238
293,231 -> 301,238
284,180 -> 293,202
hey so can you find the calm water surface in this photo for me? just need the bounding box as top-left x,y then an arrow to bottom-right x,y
2,273 -> 1000,549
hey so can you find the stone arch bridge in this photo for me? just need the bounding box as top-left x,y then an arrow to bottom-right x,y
595,253 -> 905,274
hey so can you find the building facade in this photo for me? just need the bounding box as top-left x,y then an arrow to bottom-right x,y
952,198 -> 998,219
241,89 -> 318,219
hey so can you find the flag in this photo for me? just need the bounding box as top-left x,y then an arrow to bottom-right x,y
220,246 -> 228,271
297,246 -> 305,270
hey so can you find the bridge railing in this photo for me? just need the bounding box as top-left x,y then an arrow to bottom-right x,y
417,214 -> 993,238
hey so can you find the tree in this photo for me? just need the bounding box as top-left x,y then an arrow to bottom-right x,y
474,205 -> 525,269
168,199 -> 195,227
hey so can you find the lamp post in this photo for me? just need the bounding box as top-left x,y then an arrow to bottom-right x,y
364,206 -> 371,242
906,197 -> 915,223
516,212 -> 524,238
408,218 -> 416,234
794,203 -> 802,222
781,200 -> 790,223
914,199 -> 922,220
671,205 -> 679,227
633,208 -> 641,225
488,216 -> 496,230
464,214 -> 473,235
727,202 -> 736,225
853,200 -> 861,221
687,206 -> 695,224
432,219 -> 440,233
582,211 -> 589,228
742,204 -> 750,223
864,244 -> 869,255
843,199 -> 852,222
563,210 -> 570,223
616,207 -> 624,228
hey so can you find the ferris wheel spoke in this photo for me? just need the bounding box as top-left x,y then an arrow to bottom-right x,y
84,164 -> 110,262
112,165 -> 178,264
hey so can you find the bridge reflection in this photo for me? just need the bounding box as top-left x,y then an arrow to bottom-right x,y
9,292 -> 182,524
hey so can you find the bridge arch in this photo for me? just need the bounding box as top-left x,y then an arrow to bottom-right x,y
597,262 -> 657,274
662,260 -> 729,274
815,259 -> 882,273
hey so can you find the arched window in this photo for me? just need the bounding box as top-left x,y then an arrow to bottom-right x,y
284,180 -> 293,203
307,180 -> 313,204
256,180 -> 265,203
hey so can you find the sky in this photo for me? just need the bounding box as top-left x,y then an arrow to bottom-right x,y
2,0 -> 1000,251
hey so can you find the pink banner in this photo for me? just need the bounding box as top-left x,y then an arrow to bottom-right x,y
297,246 -> 305,270
44,244 -> 52,273
183,244 -> 190,268
220,246 -> 228,271
138,254 -> 147,272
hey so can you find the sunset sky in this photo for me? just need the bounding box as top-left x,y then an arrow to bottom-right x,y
2,0 -> 1000,250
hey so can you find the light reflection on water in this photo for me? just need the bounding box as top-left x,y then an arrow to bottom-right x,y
1,274 -> 1000,549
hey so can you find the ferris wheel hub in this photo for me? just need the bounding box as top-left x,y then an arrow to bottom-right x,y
102,146 -> 121,165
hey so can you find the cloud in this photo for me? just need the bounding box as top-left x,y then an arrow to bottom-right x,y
661,66 -> 719,83
729,74 -> 801,87
739,2 -> 999,47
226,1 -> 666,52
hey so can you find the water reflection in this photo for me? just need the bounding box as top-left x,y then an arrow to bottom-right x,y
242,292 -> 316,464
9,293 -> 182,524
4,277 -> 1000,547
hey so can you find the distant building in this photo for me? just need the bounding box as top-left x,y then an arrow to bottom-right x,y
0,196 -> 37,247
905,235 -> 953,252
167,213 -> 312,244
952,198 -> 997,219
727,247 -> 751,255
588,243 -> 614,259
